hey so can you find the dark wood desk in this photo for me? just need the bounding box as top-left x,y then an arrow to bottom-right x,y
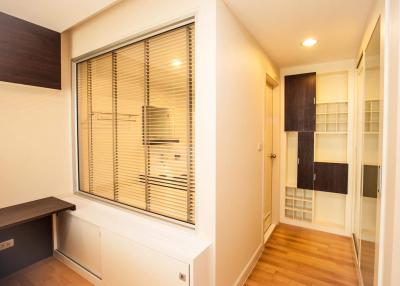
0,197 -> 76,278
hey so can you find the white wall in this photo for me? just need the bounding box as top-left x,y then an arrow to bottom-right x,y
0,33 -> 73,208
215,1 -> 279,285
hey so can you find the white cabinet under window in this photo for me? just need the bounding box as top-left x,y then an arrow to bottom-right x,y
101,229 -> 189,286
56,196 -> 210,286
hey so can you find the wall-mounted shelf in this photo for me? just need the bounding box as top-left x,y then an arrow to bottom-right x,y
316,102 -> 348,133
285,187 -> 313,223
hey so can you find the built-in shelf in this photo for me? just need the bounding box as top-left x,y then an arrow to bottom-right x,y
285,187 -> 313,223
316,102 -> 348,133
364,99 -> 380,133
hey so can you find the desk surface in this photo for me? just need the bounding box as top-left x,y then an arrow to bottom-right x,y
0,197 -> 76,231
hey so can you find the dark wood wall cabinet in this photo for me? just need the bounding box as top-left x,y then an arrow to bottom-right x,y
297,132 -> 314,190
284,72 -> 316,131
314,162 -> 348,194
0,12 -> 61,89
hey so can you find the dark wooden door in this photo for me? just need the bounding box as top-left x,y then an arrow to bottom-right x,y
285,73 -> 316,131
297,132 -> 314,189
314,162 -> 348,194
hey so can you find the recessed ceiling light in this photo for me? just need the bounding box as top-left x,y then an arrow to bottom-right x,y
302,38 -> 317,47
171,59 -> 182,67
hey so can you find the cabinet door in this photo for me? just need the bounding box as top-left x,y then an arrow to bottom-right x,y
57,213 -> 102,277
101,230 -> 189,286
297,132 -> 314,189
285,73 -> 316,131
362,165 -> 378,198
314,162 -> 348,194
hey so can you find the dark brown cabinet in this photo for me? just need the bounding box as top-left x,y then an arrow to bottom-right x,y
297,132 -> 314,189
285,73 -> 316,131
314,162 -> 348,194
0,12 -> 61,89
363,165 -> 379,198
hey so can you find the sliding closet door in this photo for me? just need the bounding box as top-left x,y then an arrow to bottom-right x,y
359,19 -> 382,286
353,56 -> 364,257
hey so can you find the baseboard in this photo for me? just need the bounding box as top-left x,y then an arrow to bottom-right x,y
350,236 -> 363,286
280,217 -> 350,237
53,250 -> 102,286
264,224 -> 276,244
233,243 -> 264,286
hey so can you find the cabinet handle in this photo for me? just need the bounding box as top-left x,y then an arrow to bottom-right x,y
179,273 -> 186,282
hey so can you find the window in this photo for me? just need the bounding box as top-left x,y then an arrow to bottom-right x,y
76,23 -> 195,224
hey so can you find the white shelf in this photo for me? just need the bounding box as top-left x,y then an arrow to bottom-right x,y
316,99 -> 348,104
315,132 -> 347,135
316,102 -> 348,133
364,99 -> 380,133
285,187 -> 314,223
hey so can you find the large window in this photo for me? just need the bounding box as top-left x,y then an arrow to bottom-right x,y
76,23 -> 195,224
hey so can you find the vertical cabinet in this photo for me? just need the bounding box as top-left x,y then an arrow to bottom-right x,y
297,132 -> 314,189
284,73 -> 316,131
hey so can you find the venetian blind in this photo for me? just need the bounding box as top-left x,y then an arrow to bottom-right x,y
77,23 -> 195,224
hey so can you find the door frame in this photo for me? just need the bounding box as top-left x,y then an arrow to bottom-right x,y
262,73 -> 279,243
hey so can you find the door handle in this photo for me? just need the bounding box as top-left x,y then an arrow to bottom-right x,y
270,153 -> 277,159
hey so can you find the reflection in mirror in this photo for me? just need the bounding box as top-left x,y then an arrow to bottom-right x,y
360,19 -> 381,286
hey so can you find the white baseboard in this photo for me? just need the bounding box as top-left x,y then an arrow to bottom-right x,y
53,250 -> 102,286
350,236 -> 363,286
264,224 -> 276,244
233,243 -> 264,286
280,217 -> 350,237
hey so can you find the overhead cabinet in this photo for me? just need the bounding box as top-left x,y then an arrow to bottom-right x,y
0,12 -> 61,89
314,162 -> 348,194
285,73 -> 316,131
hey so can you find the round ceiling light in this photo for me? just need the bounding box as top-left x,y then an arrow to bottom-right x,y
302,38 -> 318,47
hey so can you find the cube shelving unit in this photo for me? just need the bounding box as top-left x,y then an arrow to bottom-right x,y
316,102 -> 348,133
364,99 -> 380,134
285,187 -> 314,223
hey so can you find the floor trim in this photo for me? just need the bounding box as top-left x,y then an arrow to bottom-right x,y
53,250 -> 102,286
234,224 -> 276,286
233,243 -> 264,286
350,235 -> 364,286
264,223 -> 276,244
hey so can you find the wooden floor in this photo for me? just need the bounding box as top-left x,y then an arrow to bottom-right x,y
245,224 -> 359,286
0,257 -> 92,286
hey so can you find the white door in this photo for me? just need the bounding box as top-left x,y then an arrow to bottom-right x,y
263,83 -> 274,234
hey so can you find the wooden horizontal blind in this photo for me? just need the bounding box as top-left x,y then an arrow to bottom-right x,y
77,23 -> 195,224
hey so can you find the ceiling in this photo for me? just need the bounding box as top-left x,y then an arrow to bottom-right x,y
0,0 -> 120,32
224,0 -> 375,68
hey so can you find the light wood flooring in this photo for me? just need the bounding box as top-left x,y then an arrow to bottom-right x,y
0,257 -> 92,286
245,224 -> 359,286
